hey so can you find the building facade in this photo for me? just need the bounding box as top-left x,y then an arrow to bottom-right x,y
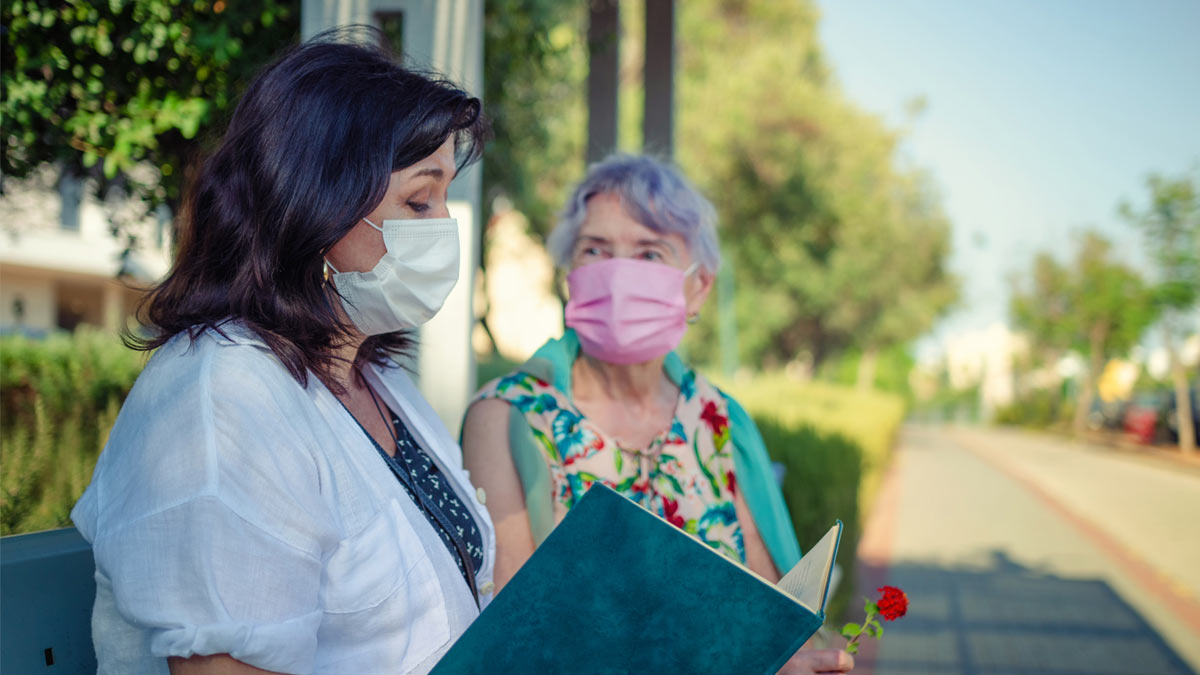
0,167 -> 172,337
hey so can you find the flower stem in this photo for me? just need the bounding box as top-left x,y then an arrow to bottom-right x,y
846,609 -> 876,649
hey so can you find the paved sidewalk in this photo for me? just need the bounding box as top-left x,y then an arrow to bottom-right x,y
854,424 -> 1199,675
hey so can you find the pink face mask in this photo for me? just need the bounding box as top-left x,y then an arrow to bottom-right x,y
565,258 -> 694,365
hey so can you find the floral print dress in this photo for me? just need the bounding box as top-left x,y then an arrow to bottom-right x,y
474,368 -> 746,563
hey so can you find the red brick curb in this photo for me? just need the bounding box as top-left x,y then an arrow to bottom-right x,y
850,446 -> 906,675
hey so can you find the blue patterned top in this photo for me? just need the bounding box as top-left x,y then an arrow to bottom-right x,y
380,409 -> 484,588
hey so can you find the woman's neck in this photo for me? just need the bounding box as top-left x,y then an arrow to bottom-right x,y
329,332 -> 368,395
572,352 -> 676,410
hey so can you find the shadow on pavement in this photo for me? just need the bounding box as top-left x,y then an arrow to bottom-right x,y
862,550 -> 1196,675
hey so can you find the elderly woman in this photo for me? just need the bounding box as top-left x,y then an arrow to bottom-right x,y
71,34 -> 493,674
461,155 -> 853,674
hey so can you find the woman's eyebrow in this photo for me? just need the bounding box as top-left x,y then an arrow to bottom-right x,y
577,235 -> 611,245
636,237 -> 676,254
411,167 -> 446,179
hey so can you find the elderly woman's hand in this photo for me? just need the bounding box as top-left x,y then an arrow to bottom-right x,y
777,648 -> 854,674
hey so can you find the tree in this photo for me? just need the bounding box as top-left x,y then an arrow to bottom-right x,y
824,171 -> 958,390
1010,232 -> 1158,434
4,0 -> 587,258
2,0 -> 300,220
1120,170 -> 1200,454
675,0 -> 956,371
481,0 -> 586,236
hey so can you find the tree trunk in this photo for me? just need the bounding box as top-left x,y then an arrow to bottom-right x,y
856,347 -> 879,391
1073,321 -> 1107,434
1164,323 -> 1196,455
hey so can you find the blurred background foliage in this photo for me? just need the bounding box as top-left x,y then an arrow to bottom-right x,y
1010,231 -> 1157,433
1,0 -> 299,214
480,0 -> 585,235
0,330 -> 144,534
1001,171 -> 1198,447
674,1 -> 958,378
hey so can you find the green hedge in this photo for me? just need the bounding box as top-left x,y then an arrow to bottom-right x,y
993,388 -> 1071,428
721,375 -> 906,621
0,330 -> 144,535
753,417 -> 863,619
3,336 -> 906,624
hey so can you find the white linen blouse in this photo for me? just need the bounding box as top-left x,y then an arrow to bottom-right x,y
70,322 -> 496,674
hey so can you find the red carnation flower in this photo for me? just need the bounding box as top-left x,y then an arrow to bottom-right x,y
876,585 -> 908,621
842,584 -> 909,654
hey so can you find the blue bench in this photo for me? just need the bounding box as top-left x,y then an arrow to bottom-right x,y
1,527 -> 97,672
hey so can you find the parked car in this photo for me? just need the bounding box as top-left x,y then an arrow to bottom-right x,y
1087,396 -> 1129,432
1164,387 -> 1200,445
1122,390 -> 1173,445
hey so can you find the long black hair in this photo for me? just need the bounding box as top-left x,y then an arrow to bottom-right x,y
129,28 -> 489,391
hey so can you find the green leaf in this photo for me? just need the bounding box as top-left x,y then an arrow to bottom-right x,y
531,428 -> 558,462
614,475 -> 637,491
658,470 -> 685,495
691,434 -> 721,498
845,642 -> 859,655
864,599 -> 879,615
840,623 -> 861,638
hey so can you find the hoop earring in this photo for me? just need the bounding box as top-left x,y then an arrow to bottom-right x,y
686,311 -> 700,325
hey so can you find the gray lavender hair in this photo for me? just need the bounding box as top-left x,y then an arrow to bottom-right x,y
546,154 -> 721,273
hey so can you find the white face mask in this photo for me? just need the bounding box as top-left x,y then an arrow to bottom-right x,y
326,217 -> 460,335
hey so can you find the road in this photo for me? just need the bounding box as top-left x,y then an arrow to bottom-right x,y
854,424 -> 1200,675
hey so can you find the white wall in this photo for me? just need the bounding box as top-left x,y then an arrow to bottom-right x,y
0,168 -> 171,335
0,270 -> 56,333
0,169 -> 172,282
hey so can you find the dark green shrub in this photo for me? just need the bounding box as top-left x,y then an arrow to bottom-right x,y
993,389 -> 1067,428
0,330 -> 145,534
755,415 -> 863,622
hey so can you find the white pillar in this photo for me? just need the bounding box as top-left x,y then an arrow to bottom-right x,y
302,0 -> 484,434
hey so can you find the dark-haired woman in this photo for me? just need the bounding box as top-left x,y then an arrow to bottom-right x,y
71,32 -> 493,674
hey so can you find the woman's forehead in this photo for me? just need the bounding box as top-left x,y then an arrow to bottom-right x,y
395,137 -> 457,182
578,193 -> 683,246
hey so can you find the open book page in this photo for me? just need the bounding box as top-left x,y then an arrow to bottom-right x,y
776,522 -> 842,612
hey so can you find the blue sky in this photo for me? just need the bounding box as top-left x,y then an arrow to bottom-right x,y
815,0 -> 1200,353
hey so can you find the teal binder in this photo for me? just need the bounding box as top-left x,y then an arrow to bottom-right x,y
434,484 -> 842,674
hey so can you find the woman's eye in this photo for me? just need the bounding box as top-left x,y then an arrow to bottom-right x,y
639,250 -> 663,261
581,246 -> 603,257
407,201 -> 430,213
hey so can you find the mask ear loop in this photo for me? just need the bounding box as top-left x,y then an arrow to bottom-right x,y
683,262 -> 703,324
324,217 -> 378,281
